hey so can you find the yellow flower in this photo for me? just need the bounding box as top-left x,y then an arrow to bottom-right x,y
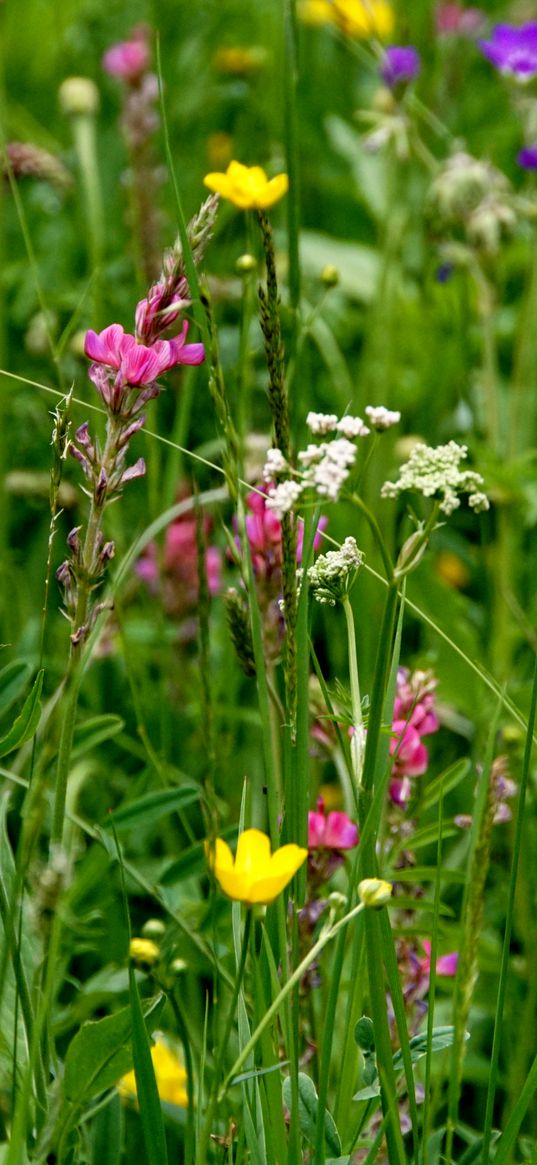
299,0 -> 394,39
129,937 -> 160,967
203,161 -> 289,210
207,829 -> 308,905
358,878 -> 393,908
118,1035 -> 188,1108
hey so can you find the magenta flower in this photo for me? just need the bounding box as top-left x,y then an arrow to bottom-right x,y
420,940 -> 458,981
393,667 -> 439,736
479,23 -> 537,80
380,45 -> 421,89
389,720 -> 429,778
103,33 -> 150,82
84,323 -> 204,387
242,487 -> 327,581
137,495 -> 221,620
308,798 -> 359,850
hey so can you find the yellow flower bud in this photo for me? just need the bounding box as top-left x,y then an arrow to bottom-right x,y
129,937 -> 160,967
358,878 -> 392,909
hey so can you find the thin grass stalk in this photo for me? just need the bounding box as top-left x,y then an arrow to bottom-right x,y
333,923 -> 366,1138
292,506 -> 317,865
363,908 -> 407,1165
156,38 -> 211,356
282,0 -> 301,330
379,908 -> 420,1163
256,210 -> 298,735
169,988 -> 196,1165
509,227 -> 537,457
491,1051 -> 537,1165
481,655 -> 537,1163
445,709 -> 501,1163
197,908 -> 253,1165
421,783 -> 446,1160
68,107 -> 105,331
195,493 -> 217,791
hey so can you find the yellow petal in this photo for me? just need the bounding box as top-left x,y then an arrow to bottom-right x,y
234,829 -> 271,876
211,837 -> 234,872
203,171 -> 232,198
269,843 -> 309,880
257,173 -> 289,209
212,865 -> 254,902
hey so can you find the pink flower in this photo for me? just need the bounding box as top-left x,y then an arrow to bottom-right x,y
436,4 -> 485,38
135,283 -> 189,343
103,32 -> 150,82
136,496 -> 221,620
84,322 -> 204,387
393,667 -> 439,737
420,940 -> 458,980
389,720 -> 429,778
308,798 -> 359,850
243,486 -> 327,581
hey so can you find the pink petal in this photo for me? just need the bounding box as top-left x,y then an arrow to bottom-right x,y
436,952 -> 459,977
324,811 -> 359,849
84,323 -> 125,367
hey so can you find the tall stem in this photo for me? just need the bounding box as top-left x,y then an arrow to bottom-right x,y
342,595 -> 365,787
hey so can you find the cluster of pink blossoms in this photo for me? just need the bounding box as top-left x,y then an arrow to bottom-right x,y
389,668 -> 439,807
244,486 -> 327,585
137,495 -> 221,627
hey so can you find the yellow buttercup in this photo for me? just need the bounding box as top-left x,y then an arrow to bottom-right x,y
203,161 -> 289,210
207,828 -> 307,905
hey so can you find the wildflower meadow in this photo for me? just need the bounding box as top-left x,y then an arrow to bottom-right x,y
2,0 -> 537,1162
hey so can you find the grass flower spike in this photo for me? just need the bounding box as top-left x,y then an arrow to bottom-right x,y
203,161 -> 288,210
208,829 -> 307,905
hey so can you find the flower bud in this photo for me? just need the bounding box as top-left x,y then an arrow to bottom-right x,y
142,918 -> 167,940
59,77 -> 100,117
320,264 -> 340,288
358,878 -> 392,908
236,252 -> 257,275
129,937 -> 160,968
170,957 -> 187,976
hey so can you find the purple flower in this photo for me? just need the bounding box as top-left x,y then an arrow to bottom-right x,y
380,45 -> 421,89
479,23 -> 537,81
308,798 -> 359,850
518,143 -> 537,169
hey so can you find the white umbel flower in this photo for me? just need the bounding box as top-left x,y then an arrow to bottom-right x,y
306,411 -> 338,435
365,405 -> 401,431
381,441 -> 489,515
336,415 -> 370,438
307,537 -> 364,605
262,447 -> 288,482
265,479 -> 304,519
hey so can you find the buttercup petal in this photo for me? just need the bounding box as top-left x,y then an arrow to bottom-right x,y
235,829 -> 271,876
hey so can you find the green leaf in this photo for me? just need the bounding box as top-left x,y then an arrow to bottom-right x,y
128,965 -> 168,1165
72,715 -> 125,757
422,758 -> 472,811
63,993 -> 166,1105
392,1027 -> 461,1072
0,660 -> 32,717
103,785 -> 200,832
0,669 -> 44,757
90,1090 -> 123,1165
282,1073 -> 341,1158
354,1029 -> 462,1100
458,1133 -> 500,1165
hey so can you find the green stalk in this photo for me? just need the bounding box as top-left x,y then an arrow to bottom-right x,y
342,595 -> 365,787
197,908 -> 253,1165
220,895 -> 375,1098
422,784 -> 446,1159
169,988 -> 196,1165
282,0 -> 301,331
481,657 -> 537,1163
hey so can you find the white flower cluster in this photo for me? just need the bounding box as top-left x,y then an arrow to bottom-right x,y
365,405 -> 401,431
381,441 -> 489,515
262,447 -> 288,482
265,479 -> 304,520
307,537 -> 364,606
306,411 -> 370,438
